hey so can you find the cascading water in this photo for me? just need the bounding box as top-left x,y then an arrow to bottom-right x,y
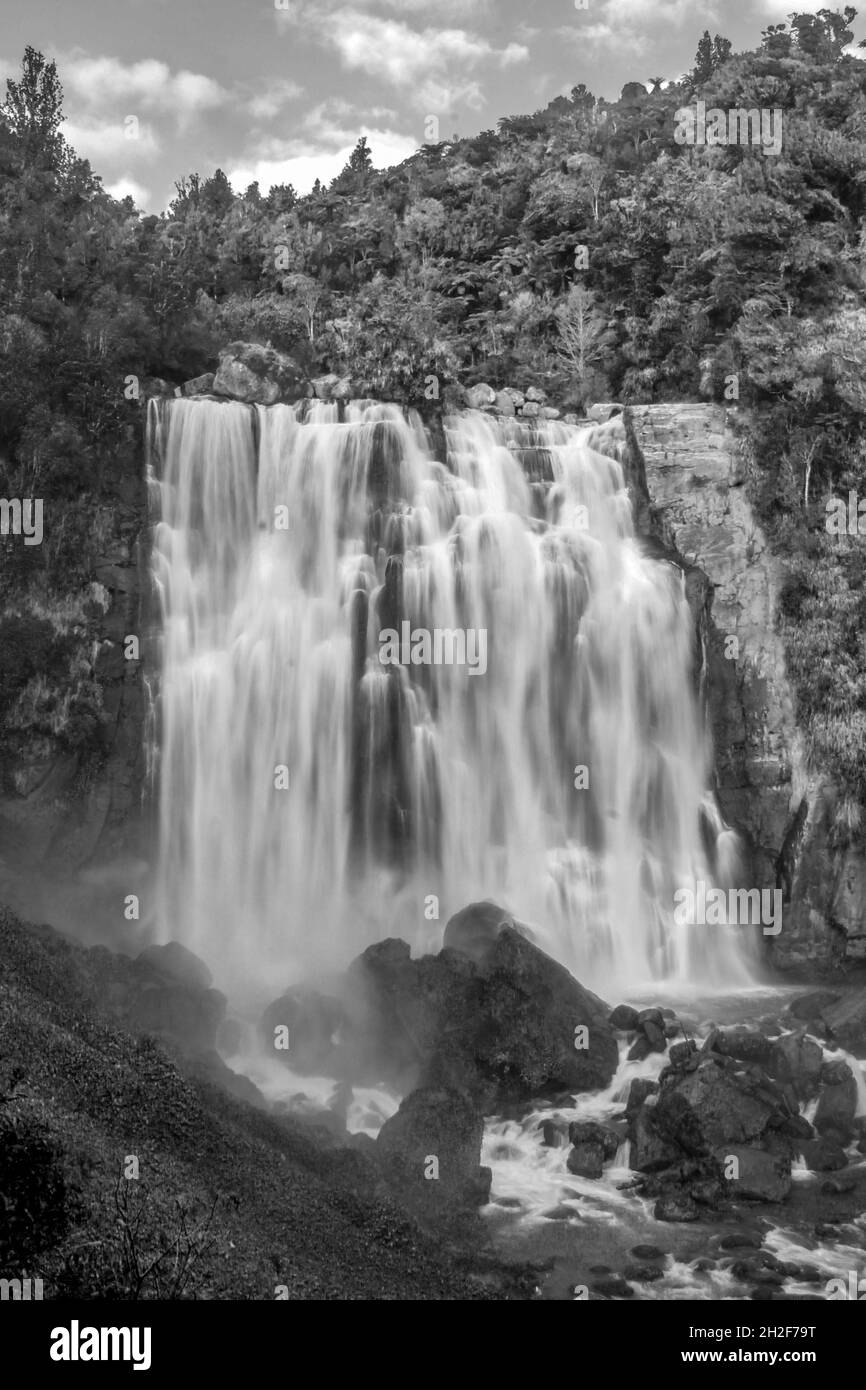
146,396 -> 755,993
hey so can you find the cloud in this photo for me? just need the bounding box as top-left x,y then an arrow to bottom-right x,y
60,53 -> 227,120
63,117 -> 160,161
247,77 -> 305,121
229,121 -> 417,196
106,176 -> 151,206
276,6 -> 528,110
558,0 -> 718,47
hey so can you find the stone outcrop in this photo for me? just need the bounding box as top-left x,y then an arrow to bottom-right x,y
212,341 -> 310,405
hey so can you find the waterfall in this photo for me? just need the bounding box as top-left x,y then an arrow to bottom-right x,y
146,396 -> 755,993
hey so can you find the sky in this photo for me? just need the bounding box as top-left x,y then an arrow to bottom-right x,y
1,0 -> 863,212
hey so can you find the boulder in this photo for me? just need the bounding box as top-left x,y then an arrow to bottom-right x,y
721,1145 -> 791,1202
466,383 -> 496,409
137,941 -> 212,991
524,386 -> 547,403
442,382 -> 469,411
520,401 -> 540,419
668,1040 -> 699,1069
502,387 -> 525,409
768,1031 -> 823,1100
312,373 -> 341,400
609,1004 -> 639,1031
566,1142 -> 605,1179
261,986 -> 344,1073
814,1062 -> 858,1140
568,1121 -> 619,1159
654,1194 -> 699,1222
789,990 -> 840,1021
710,1025 -> 775,1067
653,1054 -> 790,1156
625,1077 -> 658,1120
631,1099 -> 682,1173
493,390 -> 515,416
539,406 -> 561,420
822,992 -> 866,1057
213,341 -> 308,405
442,901 -> 516,965
375,1086 -> 489,1211
125,979 -> 226,1053
799,1137 -> 848,1171
181,372 -> 215,397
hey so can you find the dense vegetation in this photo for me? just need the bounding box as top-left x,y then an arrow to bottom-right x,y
2,11 -> 866,802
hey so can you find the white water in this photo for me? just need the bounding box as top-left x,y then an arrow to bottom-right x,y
147,397 -> 755,993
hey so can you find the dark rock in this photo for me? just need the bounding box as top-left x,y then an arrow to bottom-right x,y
720,1145 -> 791,1202
137,941 -> 212,991
609,1004 -> 639,1031
823,992 -> 866,1056
623,1263 -> 664,1282
213,341 -> 308,405
566,1141 -> 605,1179
637,1007 -> 664,1029
780,1113 -> 814,1141
567,1121 -> 619,1159
631,1243 -> 666,1261
539,1118 -> 565,1148
261,987 -> 344,1074
691,1176 -> 723,1207
731,1262 -> 784,1287
789,990 -> 840,1021
126,980 -> 226,1053
821,1176 -> 856,1195
443,901 -> 517,964
669,1040 -> 699,1068
719,1231 -> 763,1250
768,1032 -> 823,1100
814,1064 -> 857,1140
625,1077 -> 658,1119
642,1020 -> 667,1052
345,920 -> 618,1102
654,1194 -> 699,1222
627,1035 -> 652,1062
712,1025 -> 775,1066
592,1275 -> 634,1299
653,1055 -> 787,1155
799,1138 -> 848,1171
631,1101 -> 682,1172
375,1086 -> 487,1211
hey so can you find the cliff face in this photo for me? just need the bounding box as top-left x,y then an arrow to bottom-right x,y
592,404 -> 865,973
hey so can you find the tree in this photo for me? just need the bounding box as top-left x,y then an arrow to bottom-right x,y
690,31 -> 733,85
555,285 -> 611,383
2,47 -> 66,169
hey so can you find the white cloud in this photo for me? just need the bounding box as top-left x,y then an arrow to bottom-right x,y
60,53 -> 227,119
106,176 -> 151,206
247,77 -> 305,121
63,117 -> 160,161
229,125 -> 417,196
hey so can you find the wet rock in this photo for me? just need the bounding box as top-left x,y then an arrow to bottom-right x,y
814,1062 -> 857,1140
732,1262 -> 785,1287
568,1121 -> 619,1159
627,1035 -> 652,1062
520,401 -> 540,419
820,1175 -> 856,1195
799,1137 -> 848,1171
779,1113 -> 814,1141
609,1004 -> 639,1031
138,941 -> 212,991
625,1077 -> 658,1120
653,1054 -> 789,1155
443,901 -> 522,964
493,390 -> 515,416
344,915 -> 618,1102
261,986 -> 344,1074
710,1025 -> 775,1067
668,1040 -> 699,1068
720,1145 -> 791,1202
125,978 -> 226,1053
822,991 -> 866,1056
375,1086 -> 488,1211
213,341 -> 308,405
623,1263 -> 664,1282
592,1275 -> 634,1298
690,1176 -> 723,1207
789,990 -> 840,1021
631,1243 -> 666,1261
768,1032 -> 824,1100
566,1141 -> 605,1179
631,1102 -> 682,1173
719,1231 -> 763,1250
654,1193 -> 699,1222
539,1118 -> 565,1148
